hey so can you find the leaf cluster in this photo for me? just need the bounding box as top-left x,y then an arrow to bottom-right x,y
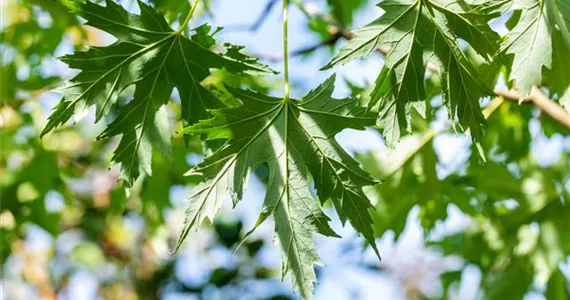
34,0 -> 570,299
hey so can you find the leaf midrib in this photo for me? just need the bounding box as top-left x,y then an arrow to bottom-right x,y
175,104 -> 285,251
126,34 -> 179,176
282,100 -> 313,299
289,106 -> 376,252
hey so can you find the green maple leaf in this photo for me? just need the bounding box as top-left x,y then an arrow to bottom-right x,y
173,75 -> 379,299
499,0 -> 570,99
41,0 -> 272,186
323,0 -> 499,154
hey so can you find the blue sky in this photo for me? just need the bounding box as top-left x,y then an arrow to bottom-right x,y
3,0 -> 570,299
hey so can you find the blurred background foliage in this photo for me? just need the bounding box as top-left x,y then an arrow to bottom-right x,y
1,0 -> 569,299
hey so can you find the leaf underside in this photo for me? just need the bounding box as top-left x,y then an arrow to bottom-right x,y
39,1 -> 570,299
324,0 -> 501,156
42,0 -> 272,186
175,75 -> 380,299
495,0 -> 570,106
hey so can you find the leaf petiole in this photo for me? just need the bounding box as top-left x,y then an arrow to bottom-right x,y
282,0 -> 290,102
176,0 -> 200,35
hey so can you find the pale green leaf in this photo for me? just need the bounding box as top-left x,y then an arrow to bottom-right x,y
174,75 -> 380,299
323,0 -> 498,152
500,0 -> 570,99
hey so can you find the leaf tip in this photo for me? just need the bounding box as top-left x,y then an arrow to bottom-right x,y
320,63 -> 333,71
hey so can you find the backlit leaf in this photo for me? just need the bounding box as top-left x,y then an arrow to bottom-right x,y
174,75 -> 380,299
41,0 -> 273,186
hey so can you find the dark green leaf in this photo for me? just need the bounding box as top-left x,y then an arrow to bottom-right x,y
323,0 -> 499,155
41,0 -> 273,186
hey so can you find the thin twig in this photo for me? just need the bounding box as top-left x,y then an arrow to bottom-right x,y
380,97 -> 506,180
339,31 -> 570,131
494,87 -> 570,130
239,0 -> 570,131
282,0 -> 291,101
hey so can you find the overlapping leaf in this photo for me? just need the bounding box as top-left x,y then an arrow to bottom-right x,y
41,0 -> 272,186
323,0 -> 500,152
496,0 -> 570,100
173,75 -> 379,299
